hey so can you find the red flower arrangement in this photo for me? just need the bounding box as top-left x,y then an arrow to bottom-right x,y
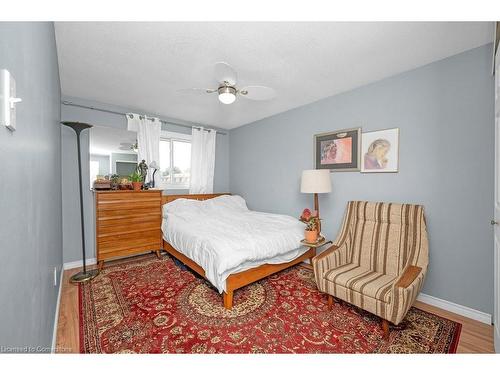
299,208 -> 319,231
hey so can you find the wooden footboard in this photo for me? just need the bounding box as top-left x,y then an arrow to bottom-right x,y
163,239 -> 316,309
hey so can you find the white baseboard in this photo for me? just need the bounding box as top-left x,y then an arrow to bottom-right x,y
63,258 -> 97,270
51,266 -> 64,353
417,293 -> 492,325
495,329 -> 499,353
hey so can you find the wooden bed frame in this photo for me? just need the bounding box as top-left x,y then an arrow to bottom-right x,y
161,193 -> 316,309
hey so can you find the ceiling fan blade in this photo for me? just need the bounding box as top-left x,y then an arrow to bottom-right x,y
239,86 -> 276,101
214,62 -> 238,86
177,88 -> 217,95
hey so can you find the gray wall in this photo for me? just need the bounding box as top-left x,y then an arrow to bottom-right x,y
0,23 -> 62,350
230,44 -> 494,314
61,96 -> 230,263
110,152 -> 137,175
90,154 -> 110,175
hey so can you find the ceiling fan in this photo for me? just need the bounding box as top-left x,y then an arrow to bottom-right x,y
119,140 -> 138,153
178,62 -> 276,105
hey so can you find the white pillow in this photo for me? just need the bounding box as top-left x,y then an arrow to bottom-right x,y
163,197 -> 203,216
202,195 -> 248,212
162,194 -> 248,217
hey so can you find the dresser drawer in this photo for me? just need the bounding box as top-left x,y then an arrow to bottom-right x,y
97,207 -> 161,220
97,191 -> 161,202
97,199 -> 160,212
97,214 -> 161,233
97,220 -> 161,236
99,233 -> 161,255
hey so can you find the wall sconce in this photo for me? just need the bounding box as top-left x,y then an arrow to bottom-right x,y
1,69 -> 22,131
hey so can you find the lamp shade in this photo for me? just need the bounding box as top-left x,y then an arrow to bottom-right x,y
300,169 -> 331,193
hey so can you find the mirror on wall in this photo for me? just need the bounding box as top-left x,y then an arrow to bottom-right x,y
89,126 -> 138,188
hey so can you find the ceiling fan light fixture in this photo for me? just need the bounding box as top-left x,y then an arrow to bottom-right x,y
218,86 -> 236,104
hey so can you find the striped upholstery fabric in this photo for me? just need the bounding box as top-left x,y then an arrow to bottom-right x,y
312,201 -> 429,325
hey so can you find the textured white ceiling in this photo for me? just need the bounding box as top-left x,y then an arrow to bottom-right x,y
55,22 -> 493,129
90,125 -> 137,155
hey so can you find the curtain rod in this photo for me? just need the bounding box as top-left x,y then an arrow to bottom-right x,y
61,100 -> 227,135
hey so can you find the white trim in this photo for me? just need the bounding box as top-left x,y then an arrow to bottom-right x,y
417,293 -> 492,325
495,329 -> 500,354
63,258 -> 97,270
51,266 -> 64,353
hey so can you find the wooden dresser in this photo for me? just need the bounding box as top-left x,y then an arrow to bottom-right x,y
95,190 -> 163,269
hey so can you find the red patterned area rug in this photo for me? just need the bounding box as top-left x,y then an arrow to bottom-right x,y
79,254 -> 461,353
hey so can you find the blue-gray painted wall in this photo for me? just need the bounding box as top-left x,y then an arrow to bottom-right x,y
0,22 -> 62,350
61,96 -> 230,263
229,44 -> 495,314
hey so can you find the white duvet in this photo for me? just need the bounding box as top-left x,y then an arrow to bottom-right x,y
161,195 -> 306,293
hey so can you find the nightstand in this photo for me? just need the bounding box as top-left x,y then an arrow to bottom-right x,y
300,238 -> 333,263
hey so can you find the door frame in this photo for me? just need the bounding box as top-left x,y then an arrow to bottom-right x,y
494,42 -> 500,353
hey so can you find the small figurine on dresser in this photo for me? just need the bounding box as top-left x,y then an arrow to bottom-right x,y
110,174 -> 120,190
137,160 -> 148,182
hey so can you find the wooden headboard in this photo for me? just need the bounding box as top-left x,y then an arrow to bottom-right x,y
161,193 -> 230,205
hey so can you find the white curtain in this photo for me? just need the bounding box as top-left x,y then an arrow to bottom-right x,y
126,113 -> 160,184
189,127 -> 216,194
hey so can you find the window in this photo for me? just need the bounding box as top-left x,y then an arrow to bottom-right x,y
159,131 -> 191,189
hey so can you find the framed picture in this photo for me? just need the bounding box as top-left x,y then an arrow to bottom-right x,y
361,128 -> 399,173
314,127 -> 361,172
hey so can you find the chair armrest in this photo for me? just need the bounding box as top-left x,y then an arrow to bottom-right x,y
395,266 -> 422,288
312,243 -> 351,293
388,265 -> 426,325
313,244 -> 339,262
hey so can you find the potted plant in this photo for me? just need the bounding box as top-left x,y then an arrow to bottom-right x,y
129,170 -> 143,191
300,208 -> 319,243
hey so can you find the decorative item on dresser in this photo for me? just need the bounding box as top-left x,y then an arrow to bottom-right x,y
95,190 -> 163,270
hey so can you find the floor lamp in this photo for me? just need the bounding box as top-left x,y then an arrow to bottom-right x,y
300,169 -> 332,236
62,121 -> 99,283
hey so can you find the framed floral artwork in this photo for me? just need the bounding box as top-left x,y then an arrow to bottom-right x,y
361,128 -> 399,173
314,127 -> 361,171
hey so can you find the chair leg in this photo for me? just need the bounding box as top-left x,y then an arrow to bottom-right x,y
327,295 -> 334,309
381,319 -> 390,339
223,291 -> 233,309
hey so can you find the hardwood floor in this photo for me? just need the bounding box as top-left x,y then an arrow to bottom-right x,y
55,260 -> 495,354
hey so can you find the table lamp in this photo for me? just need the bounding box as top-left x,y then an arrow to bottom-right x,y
300,169 -> 332,234
149,161 -> 158,188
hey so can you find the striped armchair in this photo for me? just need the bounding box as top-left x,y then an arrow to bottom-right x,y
312,201 -> 429,338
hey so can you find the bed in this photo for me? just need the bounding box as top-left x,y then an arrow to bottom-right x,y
161,193 -> 315,309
